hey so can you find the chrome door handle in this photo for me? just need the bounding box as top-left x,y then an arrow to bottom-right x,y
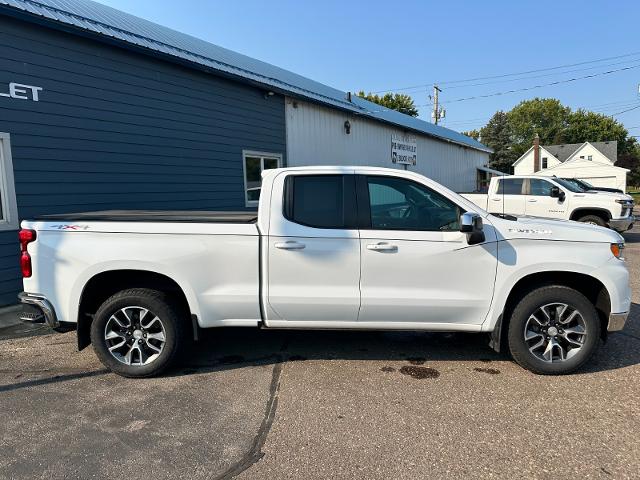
491,198 -> 502,201
528,199 -> 538,203
274,241 -> 306,250
366,242 -> 398,252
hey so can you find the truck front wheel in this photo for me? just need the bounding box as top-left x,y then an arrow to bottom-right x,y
507,286 -> 601,375
577,214 -> 606,227
90,288 -> 185,378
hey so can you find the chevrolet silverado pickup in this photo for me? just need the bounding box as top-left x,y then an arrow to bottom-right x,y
19,167 -> 631,377
461,175 -> 634,232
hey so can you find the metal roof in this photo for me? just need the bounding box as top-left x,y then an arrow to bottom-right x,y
0,0 -> 491,153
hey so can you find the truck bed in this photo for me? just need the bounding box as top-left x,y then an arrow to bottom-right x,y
459,193 -> 489,210
34,210 -> 259,223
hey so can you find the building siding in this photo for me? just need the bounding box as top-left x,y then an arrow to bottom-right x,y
539,160 -> 628,191
285,99 -> 489,192
513,147 -> 562,175
514,145 -> 628,191
0,15 -> 286,305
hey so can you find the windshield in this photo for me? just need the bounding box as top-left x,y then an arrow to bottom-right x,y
554,178 -> 585,193
567,178 -> 594,190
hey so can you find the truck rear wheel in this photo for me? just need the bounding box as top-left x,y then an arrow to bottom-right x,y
507,286 -> 600,375
90,288 -> 185,378
577,214 -> 606,227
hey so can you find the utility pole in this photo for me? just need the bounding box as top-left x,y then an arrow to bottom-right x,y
432,85 -> 445,125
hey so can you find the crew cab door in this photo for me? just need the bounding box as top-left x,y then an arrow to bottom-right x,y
266,173 -> 361,323
525,178 -> 568,218
357,175 -> 498,326
488,177 -> 526,215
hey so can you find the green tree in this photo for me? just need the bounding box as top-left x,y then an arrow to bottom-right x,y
462,129 -> 480,140
506,98 -> 570,158
477,111 -> 517,173
617,145 -> 640,188
357,91 -> 419,117
564,109 -> 637,154
466,97 -> 640,184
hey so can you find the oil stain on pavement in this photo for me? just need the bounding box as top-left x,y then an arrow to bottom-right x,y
474,367 -> 501,375
399,365 -> 440,379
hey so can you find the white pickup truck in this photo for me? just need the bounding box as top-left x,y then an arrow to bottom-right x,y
461,175 -> 635,232
19,167 -> 631,377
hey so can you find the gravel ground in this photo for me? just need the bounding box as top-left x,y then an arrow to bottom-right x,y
1,226 -> 638,479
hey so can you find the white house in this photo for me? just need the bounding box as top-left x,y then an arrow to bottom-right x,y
512,137 -> 629,191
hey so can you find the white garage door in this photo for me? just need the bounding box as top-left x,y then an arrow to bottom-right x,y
577,176 -> 617,188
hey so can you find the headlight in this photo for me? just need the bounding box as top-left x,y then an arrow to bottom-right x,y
610,242 -> 625,260
615,199 -> 633,205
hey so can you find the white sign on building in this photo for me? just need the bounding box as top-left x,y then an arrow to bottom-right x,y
391,134 -> 417,165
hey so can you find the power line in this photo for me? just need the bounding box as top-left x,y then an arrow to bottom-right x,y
444,58 -> 640,91
611,104 -> 640,116
448,99 -> 639,123
417,64 -> 640,105
440,102 -> 640,131
585,98 -> 640,109
592,101 -> 640,111
371,50 -> 640,93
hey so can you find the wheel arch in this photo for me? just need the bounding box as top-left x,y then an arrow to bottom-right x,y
569,207 -> 612,222
77,269 -> 195,351
491,271 -> 610,353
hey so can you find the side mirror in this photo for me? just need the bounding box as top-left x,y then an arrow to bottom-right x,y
550,186 -> 566,201
460,212 -> 485,245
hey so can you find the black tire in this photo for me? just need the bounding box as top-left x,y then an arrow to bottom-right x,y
577,214 -> 606,227
507,285 -> 601,375
90,288 -> 185,378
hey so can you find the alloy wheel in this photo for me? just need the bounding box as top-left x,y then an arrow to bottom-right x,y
523,303 -> 587,363
104,306 -> 166,366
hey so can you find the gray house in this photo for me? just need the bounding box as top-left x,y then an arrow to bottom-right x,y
0,0 -> 489,306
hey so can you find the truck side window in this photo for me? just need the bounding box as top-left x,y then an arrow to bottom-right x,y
285,175 -> 355,229
497,178 -> 524,195
528,179 -> 553,196
366,176 -> 460,231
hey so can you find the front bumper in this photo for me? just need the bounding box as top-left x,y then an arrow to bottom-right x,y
609,215 -> 635,232
18,292 -> 60,329
608,312 -> 628,332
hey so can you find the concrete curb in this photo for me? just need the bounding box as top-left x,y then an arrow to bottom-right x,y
0,304 -> 21,329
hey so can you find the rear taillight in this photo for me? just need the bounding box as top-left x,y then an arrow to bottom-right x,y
19,229 -> 36,278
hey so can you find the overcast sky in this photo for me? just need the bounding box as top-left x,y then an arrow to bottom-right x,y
96,0 -> 640,139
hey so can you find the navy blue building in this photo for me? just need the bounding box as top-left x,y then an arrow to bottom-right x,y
0,1 -> 292,305
0,0 -> 489,306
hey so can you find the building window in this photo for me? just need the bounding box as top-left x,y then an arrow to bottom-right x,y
588,155 -> 593,161
541,157 -> 548,169
0,133 -> 18,231
243,151 -> 282,206
580,156 -> 585,159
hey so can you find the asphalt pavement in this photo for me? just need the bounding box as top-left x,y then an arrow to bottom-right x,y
1,226 -> 639,479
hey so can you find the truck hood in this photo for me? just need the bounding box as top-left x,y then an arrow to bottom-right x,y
488,214 -> 624,243
574,191 -> 633,202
